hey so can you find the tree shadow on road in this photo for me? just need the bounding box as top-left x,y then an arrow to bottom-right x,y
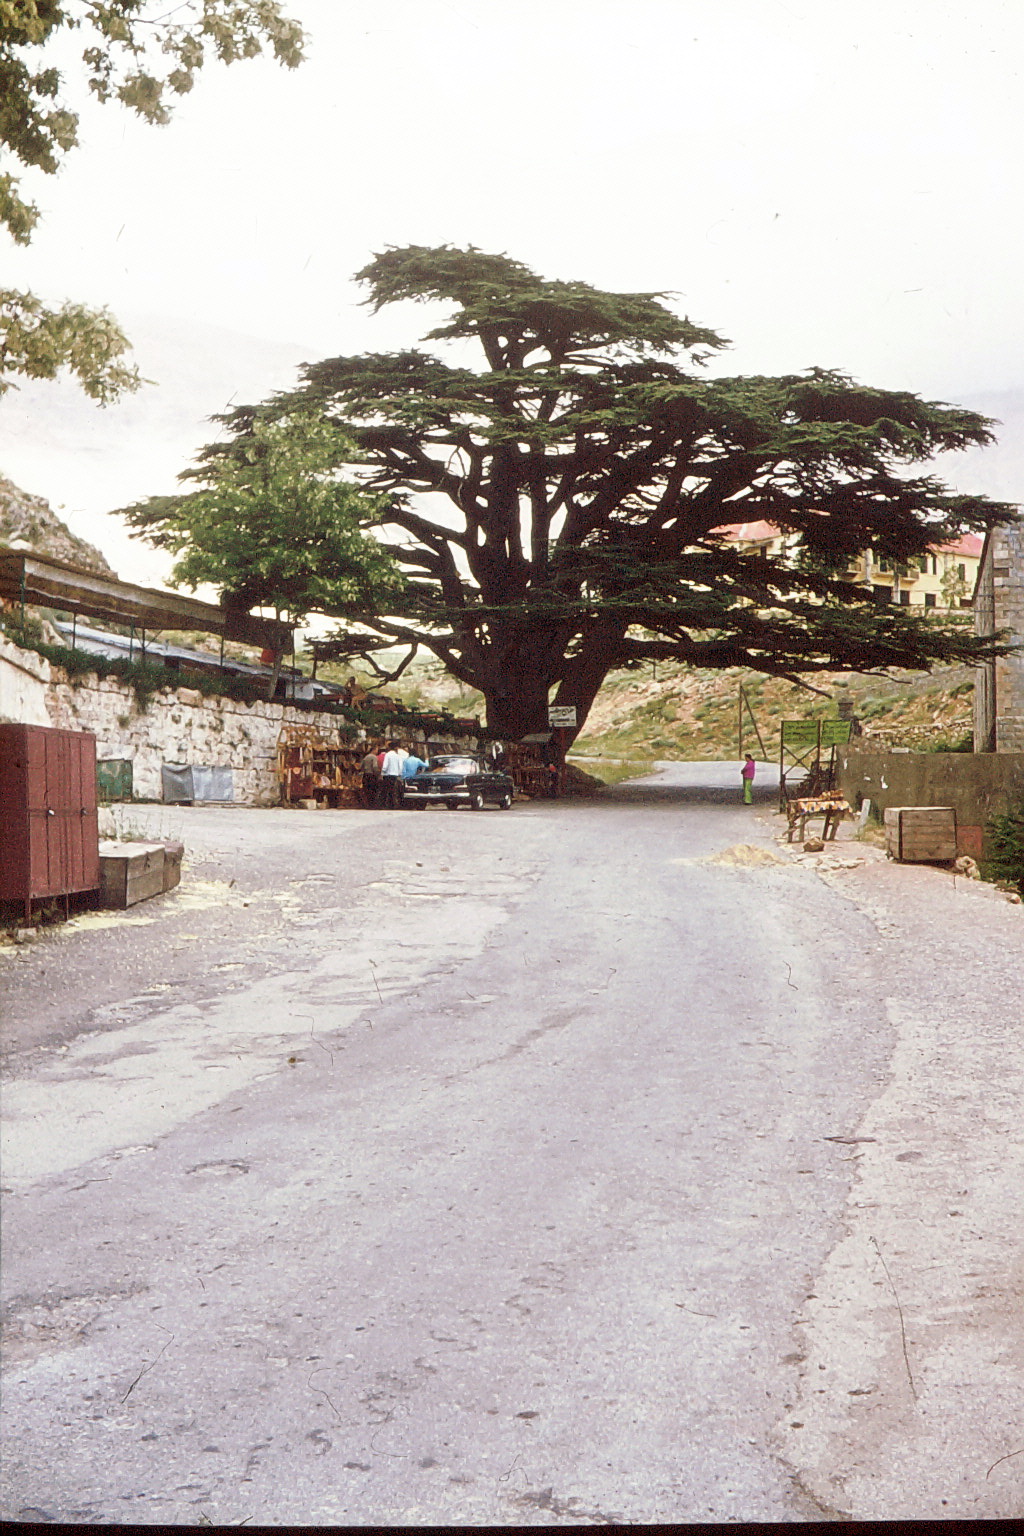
603,781 -> 777,805
551,778 -> 778,810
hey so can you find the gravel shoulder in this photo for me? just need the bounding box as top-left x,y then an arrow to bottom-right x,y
755,815 -> 1024,1520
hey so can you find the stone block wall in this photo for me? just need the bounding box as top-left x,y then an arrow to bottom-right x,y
1,639 -> 476,805
43,674 -> 301,804
975,520 -> 1024,752
0,632 -> 51,727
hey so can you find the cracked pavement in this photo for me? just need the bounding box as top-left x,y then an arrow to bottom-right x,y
1,764 -> 1021,1523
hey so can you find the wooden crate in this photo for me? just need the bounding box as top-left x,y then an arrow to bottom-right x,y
98,841 -> 166,908
883,806 -> 958,863
159,841 -> 184,892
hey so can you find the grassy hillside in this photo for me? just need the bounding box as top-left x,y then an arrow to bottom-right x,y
574,662 -> 975,764
321,650 -> 975,764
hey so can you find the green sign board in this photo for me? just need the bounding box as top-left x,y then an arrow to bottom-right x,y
820,719 -> 853,747
781,720 -> 820,747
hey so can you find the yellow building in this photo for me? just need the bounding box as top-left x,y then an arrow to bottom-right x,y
716,520 -> 982,610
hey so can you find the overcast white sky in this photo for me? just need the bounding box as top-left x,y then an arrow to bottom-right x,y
2,0 -> 1022,583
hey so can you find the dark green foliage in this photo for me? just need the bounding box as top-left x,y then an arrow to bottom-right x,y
121,415 -> 400,622
6,634 -> 276,710
982,797 -> 1024,894
141,244 -> 1019,740
925,730 -> 973,752
29,641 -> 176,712
353,244 -> 725,364
0,608 -> 45,645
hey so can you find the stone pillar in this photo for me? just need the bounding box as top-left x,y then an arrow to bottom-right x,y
975,521 -> 1024,752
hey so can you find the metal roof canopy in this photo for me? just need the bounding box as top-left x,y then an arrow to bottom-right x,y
0,546 -> 293,653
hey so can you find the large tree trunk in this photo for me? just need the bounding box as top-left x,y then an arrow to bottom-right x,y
482,668 -> 554,739
477,619 -> 627,743
474,618 -> 567,740
550,620 -> 630,748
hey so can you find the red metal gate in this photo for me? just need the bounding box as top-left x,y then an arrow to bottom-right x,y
0,724 -> 101,918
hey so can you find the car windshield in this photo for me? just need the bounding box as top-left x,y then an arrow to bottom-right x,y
430,756 -> 479,774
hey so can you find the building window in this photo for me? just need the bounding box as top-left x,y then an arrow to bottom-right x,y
872,585 -> 891,606
898,589 -> 911,605
924,591 -> 936,608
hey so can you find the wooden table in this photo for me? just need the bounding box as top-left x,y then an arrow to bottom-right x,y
786,794 -> 851,843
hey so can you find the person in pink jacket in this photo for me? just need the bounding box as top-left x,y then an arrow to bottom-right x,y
741,754 -> 756,804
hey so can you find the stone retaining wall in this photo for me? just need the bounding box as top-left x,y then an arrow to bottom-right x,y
975,520 -> 1024,752
1,639 -> 476,805
0,632 -> 52,727
837,747 -> 1024,858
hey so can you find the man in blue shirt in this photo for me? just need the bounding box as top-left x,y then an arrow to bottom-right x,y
402,751 -> 428,782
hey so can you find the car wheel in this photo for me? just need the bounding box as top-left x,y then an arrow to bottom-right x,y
446,800 -> 459,810
499,792 -> 512,809
469,788 -> 485,811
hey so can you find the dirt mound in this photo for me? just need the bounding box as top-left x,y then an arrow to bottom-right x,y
562,762 -> 604,796
707,844 -> 784,867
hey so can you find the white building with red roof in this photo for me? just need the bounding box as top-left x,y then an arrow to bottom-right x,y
712,522 -> 983,610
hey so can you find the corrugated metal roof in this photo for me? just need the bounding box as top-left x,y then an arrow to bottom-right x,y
51,621 -> 345,701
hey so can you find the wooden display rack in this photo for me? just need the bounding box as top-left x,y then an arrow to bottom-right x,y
277,725 -> 378,808
501,741 -> 559,798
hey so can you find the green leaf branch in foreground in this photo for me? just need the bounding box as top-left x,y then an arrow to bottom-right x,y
120,414 -> 403,624
0,286 -> 141,399
1,1 -> 304,398
130,244 -> 1020,741
0,1 -> 305,241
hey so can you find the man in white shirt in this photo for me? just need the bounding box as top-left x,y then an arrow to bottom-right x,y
380,742 -> 405,808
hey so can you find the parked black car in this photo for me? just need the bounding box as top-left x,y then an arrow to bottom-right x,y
402,754 -> 515,810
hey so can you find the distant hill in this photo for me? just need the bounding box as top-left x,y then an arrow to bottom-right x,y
0,475 -> 115,574
572,662 -> 976,762
354,648 -> 976,763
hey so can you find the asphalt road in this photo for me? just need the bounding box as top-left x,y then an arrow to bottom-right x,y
1,762 -> 1019,1524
